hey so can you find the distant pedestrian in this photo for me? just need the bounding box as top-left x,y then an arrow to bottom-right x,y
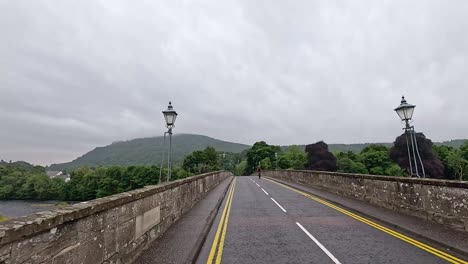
257,166 -> 262,179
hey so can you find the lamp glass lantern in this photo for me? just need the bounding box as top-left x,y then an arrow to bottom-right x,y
394,96 -> 415,122
163,101 -> 178,128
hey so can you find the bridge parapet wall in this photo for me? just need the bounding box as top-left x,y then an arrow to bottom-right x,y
0,171 -> 232,264
264,170 -> 468,233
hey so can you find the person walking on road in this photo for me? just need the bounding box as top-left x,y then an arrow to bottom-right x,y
257,166 -> 262,179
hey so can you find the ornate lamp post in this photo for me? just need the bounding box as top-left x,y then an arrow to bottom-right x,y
275,152 -> 278,170
162,101 -> 178,182
394,96 -> 425,178
222,153 -> 226,170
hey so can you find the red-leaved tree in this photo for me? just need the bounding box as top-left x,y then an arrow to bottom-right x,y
305,141 -> 337,172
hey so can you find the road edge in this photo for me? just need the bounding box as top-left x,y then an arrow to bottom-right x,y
186,176 -> 235,264
265,176 -> 468,260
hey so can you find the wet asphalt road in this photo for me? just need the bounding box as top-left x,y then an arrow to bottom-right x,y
196,176 -> 457,264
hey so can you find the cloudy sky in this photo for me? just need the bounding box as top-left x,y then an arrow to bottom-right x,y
1,1 -> 467,165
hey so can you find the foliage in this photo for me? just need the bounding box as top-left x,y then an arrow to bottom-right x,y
305,141 -> 337,171
446,149 -> 468,180
182,147 -> 220,174
336,157 -> 368,174
432,145 -> 457,179
385,164 -> 405,176
359,144 -> 394,175
260,157 -> 272,170
390,133 -> 444,178
235,161 -> 247,176
245,141 -> 281,174
0,160 -> 195,201
279,145 -> 307,170
335,146 -> 405,176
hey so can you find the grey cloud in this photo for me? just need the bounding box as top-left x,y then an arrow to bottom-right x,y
1,0 -> 468,165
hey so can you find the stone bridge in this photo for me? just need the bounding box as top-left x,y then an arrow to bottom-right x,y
0,171 -> 467,264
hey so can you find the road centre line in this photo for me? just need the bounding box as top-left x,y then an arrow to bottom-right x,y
255,183 -> 260,187
265,178 -> 468,264
261,188 -> 269,195
206,178 -> 236,264
215,179 -> 236,264
270,198 -> 287,213
296,222 -> 342,264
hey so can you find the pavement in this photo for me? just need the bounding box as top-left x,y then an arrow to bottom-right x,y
196,176 -> 468,264
135,176 -> 234,264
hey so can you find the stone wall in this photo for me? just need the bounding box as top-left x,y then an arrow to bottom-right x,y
264,170 -> 468,233
0,171 -> 232,264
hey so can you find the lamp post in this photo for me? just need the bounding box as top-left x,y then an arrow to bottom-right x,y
275,152 -> 278,170
394,96 -> 425,178
162,101 -> 178,182
222,153 -> 226,170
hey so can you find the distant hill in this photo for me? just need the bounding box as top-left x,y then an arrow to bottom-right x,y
433,139 -> 468,148
0,160 -> 45,173
48,134 -> 250,171
47,134 -> 466,171
283,139 -> 467,153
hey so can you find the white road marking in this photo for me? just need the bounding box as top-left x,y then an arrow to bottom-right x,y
296,222 -> 341,264
261,188 -> 269,195
255,183 -> 260,187
270,198 -> 287,213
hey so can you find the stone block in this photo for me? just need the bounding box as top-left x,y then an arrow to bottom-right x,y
52,233 -> 105,264
135,206 -> 160,239
10,222 -> 79,264
116,219 -> 135,251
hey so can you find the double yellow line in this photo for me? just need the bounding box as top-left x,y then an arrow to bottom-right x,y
206,177 -> 237,264
265,178 -> 468,264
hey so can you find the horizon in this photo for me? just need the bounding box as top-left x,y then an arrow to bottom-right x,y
1,133 -> 466,167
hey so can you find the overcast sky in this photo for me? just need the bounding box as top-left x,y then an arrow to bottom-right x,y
1,1 -> 468,165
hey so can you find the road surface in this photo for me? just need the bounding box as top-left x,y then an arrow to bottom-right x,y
196,176 -> 467,264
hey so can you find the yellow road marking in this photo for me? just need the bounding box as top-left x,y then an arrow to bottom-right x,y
216,179 -> 236,264
265,178 -> 468,264
206,178 -> 236,264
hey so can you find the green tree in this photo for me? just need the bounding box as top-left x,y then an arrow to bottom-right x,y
182,147 -> 220,174
385,164 -> 405,176
235,161 -> 247,176
246,141 -> 280,174
336,157 -> 368,174
260,157 -> 272,170
447,150 -> 468,180
49,178 -> 66,200
359,145 -> 393,175
433,145 -> 456,179
460,142 -> 468,160
281,145 -> 307,169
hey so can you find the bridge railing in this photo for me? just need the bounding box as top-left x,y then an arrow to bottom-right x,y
263,170 -> 468,233
0,171 -> 232,264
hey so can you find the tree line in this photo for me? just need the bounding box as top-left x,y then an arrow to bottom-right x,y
1,135 -> 466,202
236,134 -> 468,180
0,162 -> 191,201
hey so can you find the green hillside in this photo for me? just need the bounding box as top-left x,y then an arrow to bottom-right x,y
48,134 -> 250,171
